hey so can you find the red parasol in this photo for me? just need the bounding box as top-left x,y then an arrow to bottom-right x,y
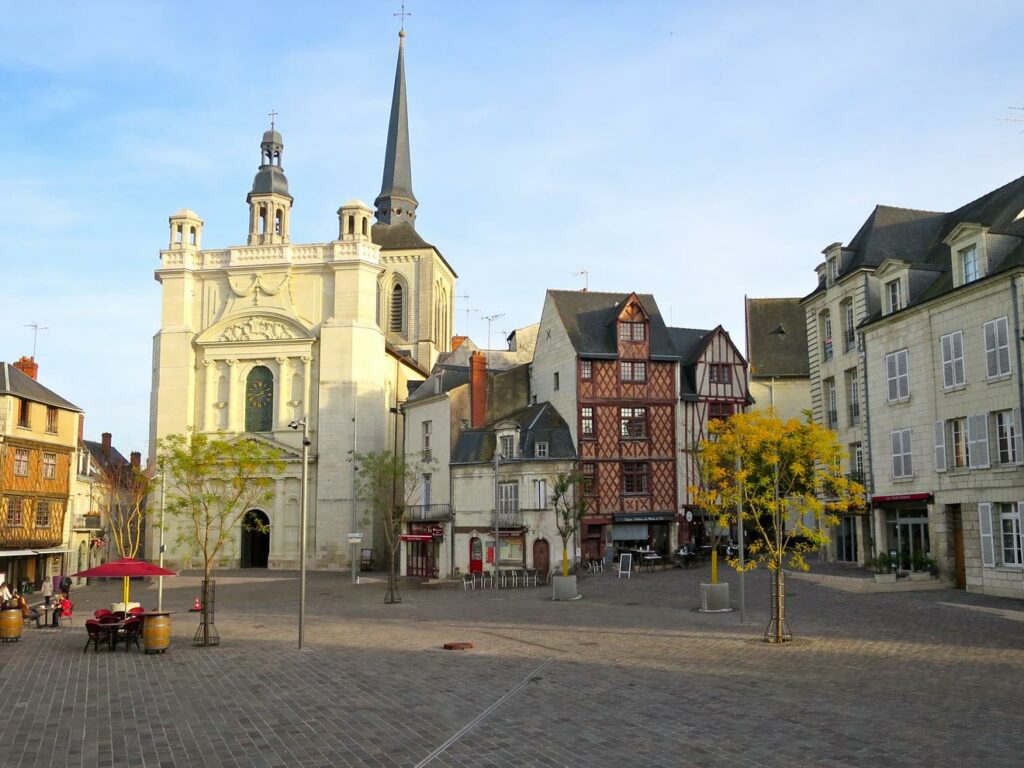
72,557 -> 177,579
72,558 -> 178,606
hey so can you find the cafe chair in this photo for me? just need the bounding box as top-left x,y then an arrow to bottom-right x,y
462,573 -> 475,591
94,609 -> 113,620
83,620 -> 111,653
120,617 -> 143,652
128,606 -> 145,616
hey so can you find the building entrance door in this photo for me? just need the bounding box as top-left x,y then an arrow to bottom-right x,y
950,505 -> 966,589
240,509 -> 270,568
836,516 -> 859,562
469,537 -> 482,574
533,539 -> 550,573
406,540 -> 434,578
887,510 -> 929,571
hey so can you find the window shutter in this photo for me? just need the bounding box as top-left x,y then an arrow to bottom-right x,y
941,336 -> 953,388
984,321 -> 997,377
887,354 -> 898,401
953,332 -> 965,385
902,430 -> 913,476
997,318 -> 1010,375
978,502 -> 995,567
1015,407 -> 1024,465
934,421 -> 946,472
897,351 -> 909,399
968,413 -> 990,469
891,431 -> 902,477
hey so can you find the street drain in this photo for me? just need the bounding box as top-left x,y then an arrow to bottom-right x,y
443,642 -> 474,651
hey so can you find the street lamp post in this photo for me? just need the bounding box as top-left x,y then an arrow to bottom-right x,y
289,417 -> 311,649
493,448 -> 502,589
157,467 -> 167,612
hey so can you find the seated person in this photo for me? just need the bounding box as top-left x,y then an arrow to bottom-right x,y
15,593 -> 43,627
51,592 -> 71,627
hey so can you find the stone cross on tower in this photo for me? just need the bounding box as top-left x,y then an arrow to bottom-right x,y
394,1 -> 411,32
268,109 -> 278,131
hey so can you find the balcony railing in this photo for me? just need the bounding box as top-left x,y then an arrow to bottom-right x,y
404,504 -> 452,522
493,509 -> 523,528
73,514 -> 103,530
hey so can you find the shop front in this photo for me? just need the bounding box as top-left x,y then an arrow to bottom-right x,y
611,512 -> 677,558
401,523 -> 445,578
873,493 -> 932,572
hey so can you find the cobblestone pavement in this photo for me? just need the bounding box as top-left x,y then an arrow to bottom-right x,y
2,564 -> 1023,768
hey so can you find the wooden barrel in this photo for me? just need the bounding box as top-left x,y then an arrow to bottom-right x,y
143,614 -> 171,654
0,607 -> 23,642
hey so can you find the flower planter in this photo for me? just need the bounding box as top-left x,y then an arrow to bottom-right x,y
699,582 -> 731,612
873,573 -> 897,584
551,575 -> 579,601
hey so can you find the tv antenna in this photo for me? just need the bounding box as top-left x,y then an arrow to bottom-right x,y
25,322 -> 48,358
573,269 -> 589,291
480,313 -> 506,352
457,293 -> 477,337
998,106 -> 1024,133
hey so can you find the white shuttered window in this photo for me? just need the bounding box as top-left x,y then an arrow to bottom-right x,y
984,317 -> 1011,378
979,503 -> 995,567
934,421 -> 946,472
885,350 -> 910,402
891,428 -> 913,478
940,331 -> 965,389
967,414 -> 990,469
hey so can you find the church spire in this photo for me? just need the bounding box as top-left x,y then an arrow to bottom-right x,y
374,29 -> 418,228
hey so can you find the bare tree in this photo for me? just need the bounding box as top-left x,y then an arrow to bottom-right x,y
354,450 -> 433,604
95,459 -> 155,560
157,431 -> 284,646
551,472 -> 587,576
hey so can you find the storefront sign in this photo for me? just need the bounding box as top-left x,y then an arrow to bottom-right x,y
871,492 -> 932,504
400,534 -> 432,542
612,512 -> 676,523
430,526 -> 444,540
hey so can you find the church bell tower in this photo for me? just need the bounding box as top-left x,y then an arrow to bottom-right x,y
247,121 -> 293,245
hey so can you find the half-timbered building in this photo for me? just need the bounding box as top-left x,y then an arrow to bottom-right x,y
672,325 -> 751,546
0,357 -> 81,590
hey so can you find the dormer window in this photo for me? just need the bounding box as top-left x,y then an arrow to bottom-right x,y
499,433 -> 516,459
618,322 -> 645,342
828,256 -> 839,284
886,279 -> 902,314
960,245 -> 979,283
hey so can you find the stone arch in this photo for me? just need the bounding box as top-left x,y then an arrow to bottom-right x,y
241,509 -> 270,568
244,365 -> 274,432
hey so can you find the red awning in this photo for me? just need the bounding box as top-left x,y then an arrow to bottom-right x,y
871,492 -> 932,504
400,534 -> 432,542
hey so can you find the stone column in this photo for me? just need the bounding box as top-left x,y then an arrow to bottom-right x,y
275,356 -> 289,429
226,359 -> 240,432
202,359 -> 216,431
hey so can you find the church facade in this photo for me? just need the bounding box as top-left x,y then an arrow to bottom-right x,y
148,31 -> 456,570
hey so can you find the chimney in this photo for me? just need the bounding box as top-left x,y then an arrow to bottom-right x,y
470,351 -> 488,428
101,432 -> 112,456
451,335 -> 468,351
13,356 -> 38,380
130,451 -> 141,469
78,415 -> 85,443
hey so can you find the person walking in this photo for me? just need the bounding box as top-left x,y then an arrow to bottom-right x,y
0,580 -> 12,606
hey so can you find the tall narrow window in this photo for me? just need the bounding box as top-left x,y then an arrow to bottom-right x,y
846,368 -> 859,425
1001,503 -> 1023,566
984,317 -> 1011,378
891,428 -> 913,478
421,474 -> 432,506
580,406 -> 594,438
961,245 -> 979,283
6,497 -> 23,525
996,410 -> 1020,465
820,310 -> 833,361
498,481 -> 518,513
17,399 -> 30,428
580,360 -> 592,380
886,279 -> 902,314
581,462 -> 596,496
950,418 -> 968,468
885,349 -> 910,402
421,421 -> 432,460
274,209 -> 283,235
941,331 -> 966,389
244,366 -> 274,432
842,300 -> 856,352
14,449 -> 29,477
45,406 -> 58,433
499,434 -> 515,458
390,283 -> 405,334
823,378 -> 837,429
42,453 -> 57,480
533,479 -> 547,509
35,500 -> 50,527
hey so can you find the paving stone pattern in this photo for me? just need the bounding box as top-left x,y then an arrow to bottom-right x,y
1,565 -> 1022,768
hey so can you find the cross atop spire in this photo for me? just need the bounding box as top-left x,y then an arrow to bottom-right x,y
374,27 -> 418,228
394,1 -> 411,34
268,109 -> 278,131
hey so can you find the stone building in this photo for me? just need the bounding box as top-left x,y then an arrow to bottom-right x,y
0,357 -> 81,590
806,174 -> 1024,596
744,297 -> 810,422
148,31 -> 455,571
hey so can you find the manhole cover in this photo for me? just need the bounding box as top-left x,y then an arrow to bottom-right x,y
443,642 -> 474,651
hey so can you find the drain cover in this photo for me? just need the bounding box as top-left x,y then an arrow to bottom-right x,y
443,642 -> 474,651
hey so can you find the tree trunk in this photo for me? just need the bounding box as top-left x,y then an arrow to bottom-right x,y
193,574 -> 220,647
384,540 -> 401,604
763,566 -> 792,643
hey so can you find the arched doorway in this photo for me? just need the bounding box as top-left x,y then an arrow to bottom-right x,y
533,539 -> 550,574
241,509 -> 270,568
469,537 -> 483,574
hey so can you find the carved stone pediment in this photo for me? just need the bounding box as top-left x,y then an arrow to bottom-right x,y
219,316 -> 297,342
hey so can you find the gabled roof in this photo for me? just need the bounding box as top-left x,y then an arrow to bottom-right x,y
405,366 -> 471,405
82,440 -> 129,475
744,298 -> 810,378
828,175 -> 1024,319
451,402 -> 576,464
546,290 -> 678,359
0,362 -> 81,412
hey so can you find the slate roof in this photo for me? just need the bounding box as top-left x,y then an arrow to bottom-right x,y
820,175 -> 1024,317
0,363 -> 81,412
371,221 -> 458,278
405,366 -> 471,404
82,440 -> 129,475
744,298 -> 810,378
451,402 -> 576,464
547,290 -> 678,360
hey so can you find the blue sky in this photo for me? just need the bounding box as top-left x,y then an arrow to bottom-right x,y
2,1 -> 1023,455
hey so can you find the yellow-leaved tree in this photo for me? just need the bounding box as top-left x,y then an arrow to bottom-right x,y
690,411 -> 864,642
